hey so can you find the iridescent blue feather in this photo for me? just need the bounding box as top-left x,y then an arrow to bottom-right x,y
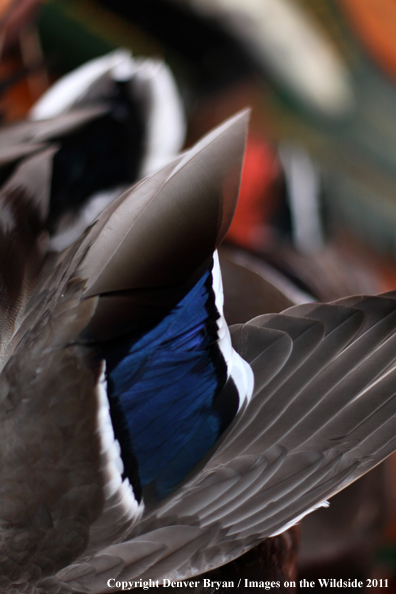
103,263 -> 238,499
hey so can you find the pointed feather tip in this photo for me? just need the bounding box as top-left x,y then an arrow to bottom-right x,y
170,108 -> 251,179
220,108 -> 251,129
192,108 -> 251,169
213,109 -> 251,246
212,108 -> 251,138
78,110 -> 251,297
169,107 -> 251,248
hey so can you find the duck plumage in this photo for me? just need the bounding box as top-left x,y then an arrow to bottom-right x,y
1,108 -> 396,593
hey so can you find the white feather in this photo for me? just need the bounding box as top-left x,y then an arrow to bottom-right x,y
95,362 -> 142,518
30,50 -> 132,120
212,251 -> 254,408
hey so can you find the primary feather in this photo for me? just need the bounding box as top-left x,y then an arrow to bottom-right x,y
0,109 -> 396,594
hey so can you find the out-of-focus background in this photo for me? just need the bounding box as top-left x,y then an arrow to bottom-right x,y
3,0 -> 396,590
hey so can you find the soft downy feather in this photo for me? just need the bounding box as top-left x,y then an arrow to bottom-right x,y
1,111 -> 396,593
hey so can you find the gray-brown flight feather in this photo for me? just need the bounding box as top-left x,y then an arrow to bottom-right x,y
78,110 -> 249,297
63,292 -> 396,589
0,112 -> 249,592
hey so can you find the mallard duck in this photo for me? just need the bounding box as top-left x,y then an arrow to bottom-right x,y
2,110 -> 396,593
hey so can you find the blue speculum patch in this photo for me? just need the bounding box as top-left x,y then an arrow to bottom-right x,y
104,267 -> 238,500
